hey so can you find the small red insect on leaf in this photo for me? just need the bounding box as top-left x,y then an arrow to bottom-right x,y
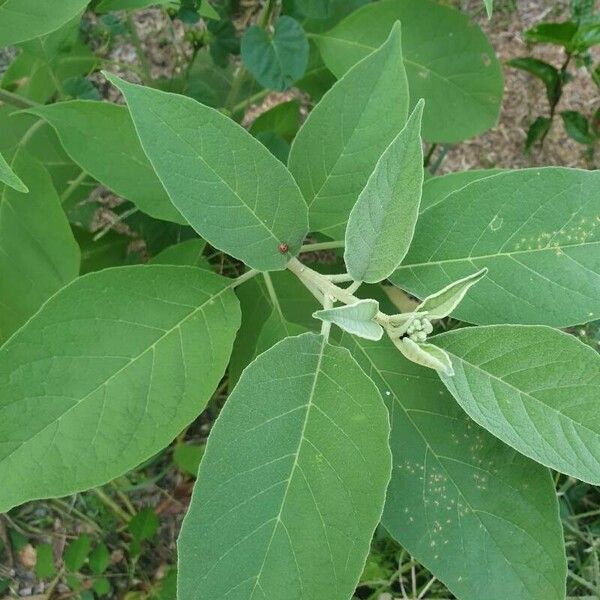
278,242 -> 289,254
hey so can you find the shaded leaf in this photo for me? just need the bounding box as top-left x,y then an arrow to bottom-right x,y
561,110 -> 594,144
525,116 -> 552,153
89,544 -> 110,576
507,57 -> 561,105
524,21 -> 578,48
0,151 -> 28,193
64,535 -> 91,572
129,508 -> 160,542
241,16 -> 309,91
249,100 -> 301,142
174,444 -> 205,477
149,239 -> 210,269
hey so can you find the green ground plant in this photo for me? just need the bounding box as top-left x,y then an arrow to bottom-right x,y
0,1 -> 599,600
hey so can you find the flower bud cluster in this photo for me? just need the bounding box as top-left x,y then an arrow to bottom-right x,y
406,317 -> 433,343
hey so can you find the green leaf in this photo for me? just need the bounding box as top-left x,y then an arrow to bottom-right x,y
64,535 -> 91,572
253,132 -> 290,164
484,0 -> 493,17
420,169 -> 506,213
149,239 -> 209,269
249,100 -> 301,142
342,334 -> 567,600
0,266 -> 241,512
391,168 -> 600,327
561,110 -> 595,144
524,21 -> 578,48
418,268 -> 488,320
436,324 -> 600,484
106,74 -> 309,271
0,0 -> 89,46
89,543 -> 110,576
314,299 -> 383,340
0,150 -> 80,342
293,0 -> 332,19
241,16 -> 309,91
27,101 -> 185,224
289,21 -> 409,239
295,41 -> 336,101
178,333 -> 391,600
62,76 -> 101,101
314,0 -> 503,143
391,337 -> 454,377
36,544 -> 57,579
174,444 -> 205,476
525,116 -> 552,153
129,508 -> 160,542
92,578 -> 112,597
345,100 -> 424,283
255,307 -> 309,356
0,151 -> 28,193
74,228 -> 130,274
507,57 -> 561,105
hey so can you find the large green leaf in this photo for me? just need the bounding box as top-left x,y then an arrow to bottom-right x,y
314,0 -> 503,143
0,151 -> 27,193
27,101 -> 184,224
0,0 -> 89,46
289,22 -> 409,239
149,238 -> 209,269
343,334 -> 566,600
241,16 -> 309,91
255,308 -> 308,356
0,150 -> 80,342
435,325 -> 600,485
391,168 -> 600,327
178,332 -> 391,600
0,266 -> 241,512
345,100 -> 424,283
106,74 -> 309,271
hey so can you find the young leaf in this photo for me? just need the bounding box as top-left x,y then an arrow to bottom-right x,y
483,0 -> 493,17
0,151 -> 28,193
0,0 -> 89,46
525,116 -> 552,153
106,74 -> 309,271
314,0 -> 503,143
391,168 -> 600,327
391,337 -> 454,377
418,268 -> 488,319
26,102 -> 185,224
96,0 -> 177,11
128,509 -> 160,542
313,299 -> 383,340
343,334 -> 567,600
0,266 -> 241,513
89,544 -> 110,576
524,21 -> 578,48
241,16 -> 309,91
174,444 -> 205,477
436,325 -> 600,484
345,100 -> 425,283
0,151 -> 80,342
289,21 -> 410,239
36,544 -> 57,579
560,110 -> 595,144
178,333 -> 391,600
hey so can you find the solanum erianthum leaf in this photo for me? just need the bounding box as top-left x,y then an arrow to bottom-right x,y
105,73 -> 309,271
288,21 -> 410,239
178,333 -> 391,600
343,333 -> 566,600
0,266 -> 240,512
436,324 -> 600,484
0,151 -> 28,193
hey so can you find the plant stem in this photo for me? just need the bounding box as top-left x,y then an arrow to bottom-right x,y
262,272 -> 284,318
92,488 -> 132,523
320,295 -> 333,339
127,12 -> 152,83
300,240 -> 345,253
60,170 -> 88,204
423,142 -> 438,168
225,66 -> 248,112
231,268 -> 260,288
259,0 -> 277,29
0,88 -> 39,109
231,89 -> 270,117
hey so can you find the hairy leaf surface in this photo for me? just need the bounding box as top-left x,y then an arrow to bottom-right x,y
391,168 -> 600,326
0,151 -> 27,193
343,334 -> 566,600
28,102 -> 185,224
0,151 -> 79,342
0,266 -> 241,512
345,100 -> 424,282
314,0 -> 503,142
288,22 -> 409,239
178,333 -> 391,600
107,74 -> 308,271
436,325 -> 600,484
